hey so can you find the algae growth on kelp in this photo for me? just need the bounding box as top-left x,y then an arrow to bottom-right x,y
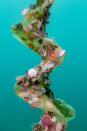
11,0 -> 75,130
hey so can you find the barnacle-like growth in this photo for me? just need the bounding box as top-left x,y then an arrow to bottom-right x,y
11,0 -> 75,130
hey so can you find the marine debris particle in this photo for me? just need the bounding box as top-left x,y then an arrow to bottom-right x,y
11,0 -> 75,131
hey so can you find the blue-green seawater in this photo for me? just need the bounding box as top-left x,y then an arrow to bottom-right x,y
0,0 -> 87,130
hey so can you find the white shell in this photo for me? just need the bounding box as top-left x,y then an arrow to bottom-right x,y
22,92 -> 29,97
56,123 -> 62,131
59,50 -> 66,57
44,127 -> 48,131
49,0 -> 53,3
28,98 -> 39,104
28,68 -> 37,78
16,75 -> 24,80
32,97 -> 39,102
22,8 -> 29,15
31,94 -> 37,98
28,100 -> 34,104
51,117 -> 57,122
42,61 -> 54,72
27,24 -> 33,30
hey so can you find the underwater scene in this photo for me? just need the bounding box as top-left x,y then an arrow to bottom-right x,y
0,0 -> 87,131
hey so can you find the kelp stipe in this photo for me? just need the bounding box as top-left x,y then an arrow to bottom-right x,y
11,0 -> 75,130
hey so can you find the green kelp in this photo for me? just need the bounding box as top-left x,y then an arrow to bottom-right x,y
11,0 -> 75,131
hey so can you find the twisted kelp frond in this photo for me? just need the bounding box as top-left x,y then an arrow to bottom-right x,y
11,0 -> 75,130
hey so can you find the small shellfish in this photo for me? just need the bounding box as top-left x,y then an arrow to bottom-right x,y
56,123 -> 63,131
28,68 -> 37,78
22,8 -> 29,15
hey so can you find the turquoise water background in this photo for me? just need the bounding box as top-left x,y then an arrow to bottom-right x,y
0,0 -> 87,130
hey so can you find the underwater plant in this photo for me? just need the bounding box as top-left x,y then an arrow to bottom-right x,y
11,0 -> 75,130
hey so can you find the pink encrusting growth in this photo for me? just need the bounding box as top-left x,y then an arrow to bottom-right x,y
41,116 -> 52,127
11,0 -> 75,131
